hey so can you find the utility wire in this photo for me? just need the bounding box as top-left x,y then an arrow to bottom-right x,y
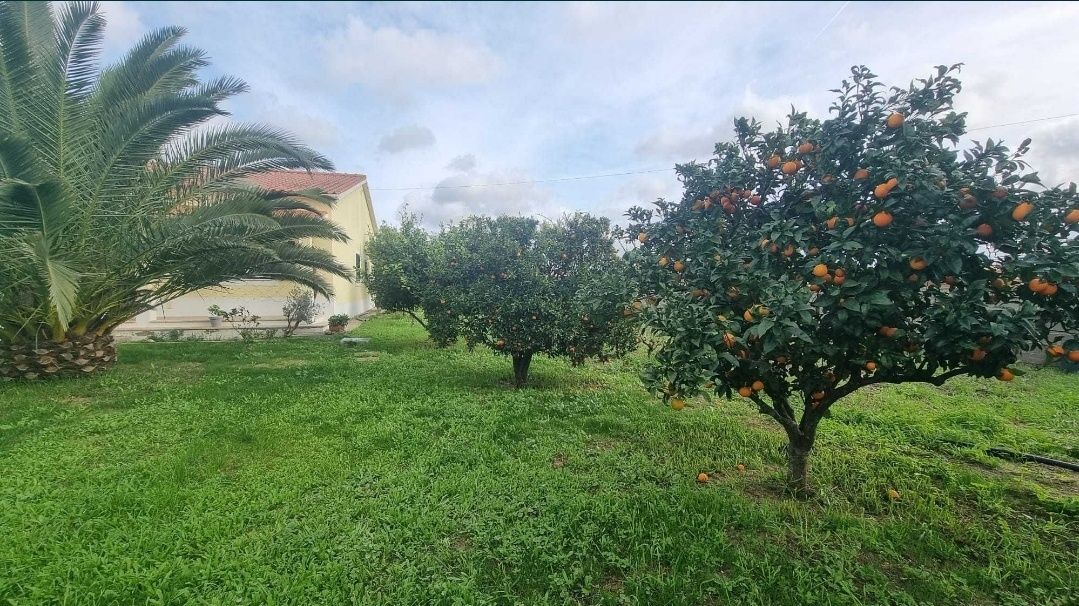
367,113 -> 1077,192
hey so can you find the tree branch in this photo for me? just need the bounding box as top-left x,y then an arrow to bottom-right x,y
749,393 -> 800,435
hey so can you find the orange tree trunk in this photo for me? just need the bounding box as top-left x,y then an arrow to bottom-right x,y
0,334 -> 117,380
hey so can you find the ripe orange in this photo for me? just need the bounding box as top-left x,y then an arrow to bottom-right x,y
872,211 -> 893,228
833,274 -> 846,286
750,195 -> 762,205
834,268 -> 846,278
673,260 -> 685,272
874,178 -> 898,199
975,223 -> 993,238
751,380 -> 765,392
671,398 -> 685,411
781,160 -> 800,175
886,112 -> 905,128
846,217 -> 855,227
879,326 -> 898,338
797,142 -> 815,154
637,232 -> 648,244
723,332 -> 737,348
1046,344 -> 1064,357
1011,201 -> 1034,221
970,348 -> 986,361
997,368 -> 1014,381
991,278 -> 1006,289
1068,350 -> 1079,363
991,186 -> 1008,199
1042,283 -> 1058,296
742,309 -> 754,323
1066,209 -> 1079,224
812,263 -> 829,277
822,174 -> 835,184
865,361 -> 877,371
909,257 -> 928,271
738,386 -> 753,397
853,168 -> 869,181
697,472 -> 710,483
783,244 -> 796,257
808,247 -> 820,256
767,154 -> 781,169
808,283 -> 821,292
825,216 -> 839,230
1028,278 -> 1049,293
959,194 -> 978,210
658,256 -> 669,267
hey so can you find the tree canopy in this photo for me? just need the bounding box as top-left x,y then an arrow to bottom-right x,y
626,65 -> 1079,492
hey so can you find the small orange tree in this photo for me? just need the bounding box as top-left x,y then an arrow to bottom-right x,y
626,65 -> 1079,494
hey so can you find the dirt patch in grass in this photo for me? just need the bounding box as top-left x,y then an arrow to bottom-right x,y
248,358 -> 309,369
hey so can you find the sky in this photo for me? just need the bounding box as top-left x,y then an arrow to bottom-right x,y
101,1 -> 1079,229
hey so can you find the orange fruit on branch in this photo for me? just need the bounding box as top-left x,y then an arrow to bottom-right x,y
865,361 -> 877,371
812,263 -> 829,277
1046,345 -> 1064,357
751,380 -> 765,392
853,168 -> 869,181
909,257 -> 928,271
959,195 -> 978,210
658,256 -> 669,267
1066,350 -> 1079,363
1042,283 -> 1058,296
974,223 -> 993,238
637,232 -> 648,243
997,368 -> 1014,381
797,142 -> 815,154
738,386 -> 753,397
991,186 -> 1008,199
1028,278 -> 1049,293
673,260 -> 685,272
874,178 -> 899,199
1011,201 -> 1034,221
886,112 -> 905,128
766,154 -> 781,169
970,348 -> 986,361
872,211 -> 893,228
1066,209 -> 1079,224
781,160 -> 800,175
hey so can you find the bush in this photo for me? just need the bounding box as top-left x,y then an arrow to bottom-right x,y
282,288 -> 323,337
328,314 -> 351,327
626,64 -> 1079,494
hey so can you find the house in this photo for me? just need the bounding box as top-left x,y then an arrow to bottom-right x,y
118,170 -> 377,338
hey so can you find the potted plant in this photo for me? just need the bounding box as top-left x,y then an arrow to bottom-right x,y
327,314 -> 351,334
207,304 -> 226,328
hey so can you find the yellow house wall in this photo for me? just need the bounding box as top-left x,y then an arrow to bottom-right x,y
325,181 -> 377,315
127,179 -> 378,326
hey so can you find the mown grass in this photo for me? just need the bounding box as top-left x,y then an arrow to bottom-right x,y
1,314 -> 1076,605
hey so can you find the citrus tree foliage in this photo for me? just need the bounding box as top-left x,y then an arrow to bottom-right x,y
361,213 -> 432,328
626,65 -> 1079,493
379,213 -> 637,387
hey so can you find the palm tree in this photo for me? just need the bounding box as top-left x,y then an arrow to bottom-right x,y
0,1 -> 352,379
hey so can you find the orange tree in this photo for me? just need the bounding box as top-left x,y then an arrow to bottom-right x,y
371,213 -> 637,387
625,65 -> 1079,494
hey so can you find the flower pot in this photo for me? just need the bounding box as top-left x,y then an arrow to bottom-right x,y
208,316 -> 223,328
328,324 -> 346,334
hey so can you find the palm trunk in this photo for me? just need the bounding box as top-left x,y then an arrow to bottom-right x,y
512,352 -> 533,388
0,334 -> 117,380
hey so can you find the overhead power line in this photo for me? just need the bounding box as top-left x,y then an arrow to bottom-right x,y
368,112 -> 1077,192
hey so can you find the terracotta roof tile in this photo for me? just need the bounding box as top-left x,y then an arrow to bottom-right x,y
246,170 -> 366,196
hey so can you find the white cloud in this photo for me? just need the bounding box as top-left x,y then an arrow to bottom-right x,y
378,125 -> 436,154
401,170 -> 556,229
321,15 -> 500,96
446,154 -> 477,173
250,93 -> 341,150
595,174 -> 681,226
99,1 -> 144,53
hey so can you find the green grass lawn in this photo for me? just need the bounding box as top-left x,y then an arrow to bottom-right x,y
1,314 -> 1077,605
